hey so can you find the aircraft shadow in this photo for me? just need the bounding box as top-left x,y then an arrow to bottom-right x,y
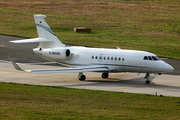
62,76 -> 180,92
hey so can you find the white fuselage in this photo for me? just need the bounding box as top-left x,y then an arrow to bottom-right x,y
9,14 -> 174,83
33,46 -> 174,74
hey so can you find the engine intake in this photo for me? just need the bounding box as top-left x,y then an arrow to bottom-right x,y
65,49 -> 71,58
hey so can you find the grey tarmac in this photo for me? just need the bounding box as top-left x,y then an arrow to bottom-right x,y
0,34 -> 180,97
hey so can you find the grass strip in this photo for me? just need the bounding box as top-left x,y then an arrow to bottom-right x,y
0,82 -> 180,119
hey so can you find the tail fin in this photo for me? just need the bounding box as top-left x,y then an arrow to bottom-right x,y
10,14 -> 65,48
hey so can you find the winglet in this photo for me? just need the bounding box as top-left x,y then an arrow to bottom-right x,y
116,46 -> 121,50
8,55 -> 25,71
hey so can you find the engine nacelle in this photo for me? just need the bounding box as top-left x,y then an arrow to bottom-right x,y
42,48 -> 72,60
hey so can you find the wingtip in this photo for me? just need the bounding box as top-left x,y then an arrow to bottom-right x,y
8,55 -> 24,71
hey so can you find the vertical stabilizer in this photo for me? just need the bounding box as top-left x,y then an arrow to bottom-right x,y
34,14 -> 65,48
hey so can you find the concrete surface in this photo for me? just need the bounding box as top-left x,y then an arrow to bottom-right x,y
0,62 -> 180,97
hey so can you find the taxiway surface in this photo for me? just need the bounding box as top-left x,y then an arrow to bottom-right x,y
0,35 -> 180,97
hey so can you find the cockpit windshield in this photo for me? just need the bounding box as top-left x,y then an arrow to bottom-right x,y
143,56 -> 160,61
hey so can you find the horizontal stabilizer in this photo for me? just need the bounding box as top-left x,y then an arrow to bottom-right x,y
10,38 -> 52,43
8,56 -> 109,73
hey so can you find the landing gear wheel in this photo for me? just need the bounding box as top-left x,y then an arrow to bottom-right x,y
79,75 -> 86,81
102,73 -> 109,79
144,73 -> 150,84
145,80 -> 150,84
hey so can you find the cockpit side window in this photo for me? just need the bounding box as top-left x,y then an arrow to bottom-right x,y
143,56 -> 148,60
144,56 -> 160,61
148,56 -> 153,60
156,56 -> 161,60
152,56 -> 158,61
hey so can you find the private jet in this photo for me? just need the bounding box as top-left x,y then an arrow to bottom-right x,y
8,14 -> 174,84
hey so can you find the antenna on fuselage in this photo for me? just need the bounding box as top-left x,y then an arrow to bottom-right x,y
116,46 -> 121,50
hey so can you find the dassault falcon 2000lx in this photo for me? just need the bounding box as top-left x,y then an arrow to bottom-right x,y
8,14 -> 174,84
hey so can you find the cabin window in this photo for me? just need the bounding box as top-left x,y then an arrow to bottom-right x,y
118,57 -> 121,61
143,56 -> 148,60
92,56 -> 94,59
104,56 -> 106,60
95,56 -> 98,59
107,57 -> 110,60
111,57 -> 113,60
99,56 -> 102,60
115,57 -> 117,61
122,58 -> 124,61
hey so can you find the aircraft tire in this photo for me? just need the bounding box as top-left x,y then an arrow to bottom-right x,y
79,75 -> 86,81
145,80 -> 150,84
102,73 -> 109,79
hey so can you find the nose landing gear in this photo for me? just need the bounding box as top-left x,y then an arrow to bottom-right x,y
144,73 -> 150,84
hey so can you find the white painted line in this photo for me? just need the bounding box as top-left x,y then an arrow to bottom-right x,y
19,62 -> 56,65
0,45 -> 5,47
0,60 -> 56,64
0,60 -> 11,63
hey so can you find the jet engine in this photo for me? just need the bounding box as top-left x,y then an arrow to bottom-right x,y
63,49 -> 71,59
41,48 -> 72,60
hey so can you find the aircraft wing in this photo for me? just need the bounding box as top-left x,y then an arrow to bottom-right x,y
8,56 -> 109,73
30,67 -> 109,73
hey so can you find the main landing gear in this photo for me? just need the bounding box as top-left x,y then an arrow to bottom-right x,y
144,73 -> 150,84
78,72 -> 109,81
101,73 -> 109,79
78,72 -> 151,84
78,72 -> 86,81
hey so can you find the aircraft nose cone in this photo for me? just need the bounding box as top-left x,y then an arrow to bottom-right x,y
164,63 -> 174,72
